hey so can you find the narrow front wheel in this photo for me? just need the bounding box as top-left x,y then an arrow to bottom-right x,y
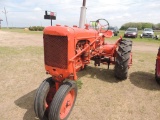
49,80 -> 77,120
34,77 -> 56,120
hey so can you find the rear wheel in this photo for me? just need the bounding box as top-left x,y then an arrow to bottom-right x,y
114,39 -> 132,80
155,59 -> 160,84
34,77 -> 56,120
49,80 -> 77,120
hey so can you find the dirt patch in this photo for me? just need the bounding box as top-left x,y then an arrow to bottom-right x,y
0,31 -> 160,120
0,30 -> 43,47
132,42 -> 159,52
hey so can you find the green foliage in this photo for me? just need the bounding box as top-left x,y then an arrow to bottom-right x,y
120,22 -> 160,30
76,79 -> 83,89
29,26 -> 44,31
141,23 -> 152,29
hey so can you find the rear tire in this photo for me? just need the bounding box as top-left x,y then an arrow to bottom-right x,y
34,77 -> 56,120
49,80 -> 77,120
114,39 -> 132,80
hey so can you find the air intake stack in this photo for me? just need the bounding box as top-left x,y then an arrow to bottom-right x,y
79,0 -> 87,28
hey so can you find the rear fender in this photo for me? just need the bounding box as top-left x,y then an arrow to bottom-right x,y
102,44 -> 117,55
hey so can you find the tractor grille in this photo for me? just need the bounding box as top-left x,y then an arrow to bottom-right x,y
43,35 -> 68,69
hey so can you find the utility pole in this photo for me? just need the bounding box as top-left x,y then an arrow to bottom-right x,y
2,7 -> 9,28
79,0 -> 87,28
0,18 -> 3,29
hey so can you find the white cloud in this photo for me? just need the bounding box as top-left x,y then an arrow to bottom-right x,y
146,3 -> 160,9
34,7 -> 42,11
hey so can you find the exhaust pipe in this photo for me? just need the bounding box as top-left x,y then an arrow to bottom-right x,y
79,0 -> 87,28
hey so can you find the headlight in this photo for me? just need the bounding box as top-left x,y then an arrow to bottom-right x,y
132,32 -> 136,35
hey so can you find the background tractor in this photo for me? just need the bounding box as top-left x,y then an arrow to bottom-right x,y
155,47 -> 160,84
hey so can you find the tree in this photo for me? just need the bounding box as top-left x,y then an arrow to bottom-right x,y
120,22 -> 156,30
141,23 -> 152,29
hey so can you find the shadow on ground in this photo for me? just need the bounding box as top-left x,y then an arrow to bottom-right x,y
77,65 -> 119,83
129,71 -> 160,90
14,90 -> 38,120
14,66 -> 121,120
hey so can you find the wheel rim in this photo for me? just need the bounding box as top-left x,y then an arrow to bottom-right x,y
60,89 -> 75,119
44,85 -> 56,113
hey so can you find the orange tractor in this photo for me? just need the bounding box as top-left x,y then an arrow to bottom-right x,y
155,47 -> 160,84
34,19 -> 132,120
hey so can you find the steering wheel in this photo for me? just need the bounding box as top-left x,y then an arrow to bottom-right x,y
95,19 -> 109,33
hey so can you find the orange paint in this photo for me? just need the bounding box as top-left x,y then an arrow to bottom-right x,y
43,23 -> 130,86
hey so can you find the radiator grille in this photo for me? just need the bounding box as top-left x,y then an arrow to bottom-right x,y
43,35 -> 68,69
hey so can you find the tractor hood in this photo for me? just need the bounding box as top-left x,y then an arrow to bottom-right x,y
43,24 -> 98,39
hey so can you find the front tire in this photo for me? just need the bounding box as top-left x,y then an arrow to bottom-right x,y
34,77 -> 56,120
114,39 -> 132,80
49,80 -> 77,120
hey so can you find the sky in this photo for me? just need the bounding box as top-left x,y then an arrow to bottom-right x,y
0,0 -> 160,28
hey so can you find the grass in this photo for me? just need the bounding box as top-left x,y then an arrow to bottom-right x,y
0,46 -> 44,76
0,46 -> 43,58
0,45 -> 47,120
76,79 -> 83,89
1,28 -> 43,34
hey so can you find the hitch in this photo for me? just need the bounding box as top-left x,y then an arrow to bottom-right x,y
107,58 -> 111,69
101,57 -> 111,69
94,55 -> 101,66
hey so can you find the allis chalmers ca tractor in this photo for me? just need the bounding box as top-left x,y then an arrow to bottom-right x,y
34,19 -> 132,120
